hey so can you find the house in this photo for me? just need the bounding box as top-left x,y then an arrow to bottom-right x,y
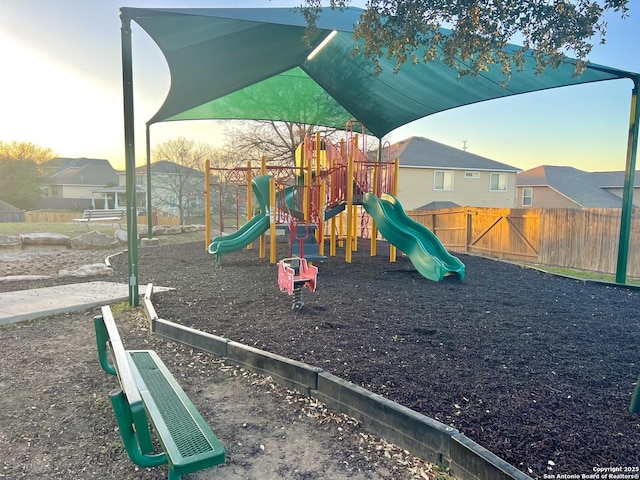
385,137 -> 521,210
40,157 -> 120,210
516,165 -> 640,208
117,160 -> 205,220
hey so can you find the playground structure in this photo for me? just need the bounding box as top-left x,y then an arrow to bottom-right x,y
205,125 -> 465,282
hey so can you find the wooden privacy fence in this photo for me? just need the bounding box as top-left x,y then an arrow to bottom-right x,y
24,210 -> 181,227
406,207 -> 640,278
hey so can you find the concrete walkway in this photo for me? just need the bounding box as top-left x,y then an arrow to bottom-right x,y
0,281 -> 171,326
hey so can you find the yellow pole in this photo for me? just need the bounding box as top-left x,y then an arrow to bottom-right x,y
315,131 -> 321,177
246,161 -> 253,250
319,180 -> 326,256
330,214 -> 336,256
269,176 -> 277,264
370,162 -> 378,256
345,155 -> 354,263
339,138 -> 345,248
304,143 -> 312,221
352,205 -> 358,251
390,158 -> 399,263
259,157 -> 266,256
205,159 -> 211,251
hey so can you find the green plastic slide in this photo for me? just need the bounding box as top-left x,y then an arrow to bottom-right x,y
362,193 -> 465,281
208,175 -> 272,262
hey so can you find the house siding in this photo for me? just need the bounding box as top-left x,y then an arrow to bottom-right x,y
398,167 -> 517,209
516,186 -> 580,208
62,185 -> 101,200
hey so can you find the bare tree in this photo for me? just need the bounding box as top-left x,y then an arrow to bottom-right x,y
225,121 -> 328,166
151,137 -> 212,224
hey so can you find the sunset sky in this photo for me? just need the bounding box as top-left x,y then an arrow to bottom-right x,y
1,0 -> 638,172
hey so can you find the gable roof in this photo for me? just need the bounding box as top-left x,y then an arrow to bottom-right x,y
417,201 -> 460,210
134,160 -> 203,176
388,136 -> 520,172
44,158 -> 118,186
122,7 -> 637,139
517,165 -> 640,207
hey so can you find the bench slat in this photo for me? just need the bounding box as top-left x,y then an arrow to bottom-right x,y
95,306 -> 225,479
128,350 -> 225,475
74,210 -> 125,229
98,307 -> 155,454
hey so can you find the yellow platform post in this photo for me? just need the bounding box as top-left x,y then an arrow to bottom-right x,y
390,158 -> 399,263
345,155 -> 354,263
319,180 -> 326,257
246,161 -> 253,250
370,162 -> 378,256
269,176 -> 277,264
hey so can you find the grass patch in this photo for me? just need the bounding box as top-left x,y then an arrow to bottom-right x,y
0,222 -> 110,236
0,222 -> 206,247
520,262 -> 640,286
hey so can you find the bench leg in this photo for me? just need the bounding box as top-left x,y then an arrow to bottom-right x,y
94,316 -> 116,376
109,389 -> 168,468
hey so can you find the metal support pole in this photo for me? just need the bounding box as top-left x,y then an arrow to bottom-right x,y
616,76 -> 639,284
120,11 -> 139,306
146,125 -> 153,240
205,159 -> 211,250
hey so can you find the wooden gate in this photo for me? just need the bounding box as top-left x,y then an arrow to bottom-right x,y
466,208 -> 540,262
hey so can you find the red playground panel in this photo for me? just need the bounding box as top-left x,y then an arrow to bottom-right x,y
277,257 -> 318,296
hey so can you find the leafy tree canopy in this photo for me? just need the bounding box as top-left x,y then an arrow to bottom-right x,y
0,140 -> 55,164
0,141 -> 55,209
300,1 -> 630,77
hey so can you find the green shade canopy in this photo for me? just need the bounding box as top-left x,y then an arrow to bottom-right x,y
121,6 -> 637,138
119,6 -> 638,304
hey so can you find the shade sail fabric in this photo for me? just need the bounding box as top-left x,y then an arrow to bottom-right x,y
121,7 -> 638,138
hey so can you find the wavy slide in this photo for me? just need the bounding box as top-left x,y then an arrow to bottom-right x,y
362,193 -> 465,281
208,175 -> 272,262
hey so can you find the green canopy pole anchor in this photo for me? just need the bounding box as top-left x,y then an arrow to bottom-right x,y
121,10 -> 139,306
615,75 -> 639,284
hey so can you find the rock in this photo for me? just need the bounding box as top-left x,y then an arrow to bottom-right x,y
0,235 -> 22,250
152,225 -> 183,235
114,229 -> 128,243
181,225 -> 198,233
70,231 -> 118,249
0,274 -> 53,282
19,233 -> 70,247
58,263 -> 114,277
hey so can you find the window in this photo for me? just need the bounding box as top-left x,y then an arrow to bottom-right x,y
522,187 -> 533,206
434,170 -> 453,191
465,171 -> 480,179
490,173 -> 507,192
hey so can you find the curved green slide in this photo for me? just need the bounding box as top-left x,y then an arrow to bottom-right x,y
208,175 -> 272,262
362,193 -> 465,281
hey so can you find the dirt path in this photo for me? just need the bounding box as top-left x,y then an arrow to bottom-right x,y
0,304 -> 442,480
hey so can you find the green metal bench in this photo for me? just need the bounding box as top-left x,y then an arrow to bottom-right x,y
94,305 -> 225,479
74,209 -> 125,230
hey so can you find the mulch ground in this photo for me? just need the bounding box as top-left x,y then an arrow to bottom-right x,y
18,238 -> 640,477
